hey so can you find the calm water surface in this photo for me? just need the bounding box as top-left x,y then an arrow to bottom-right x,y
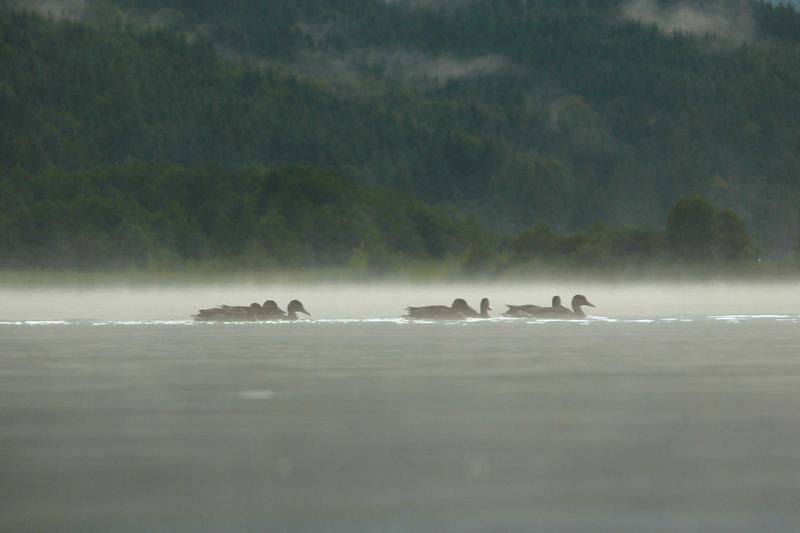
1,283 -> 799,532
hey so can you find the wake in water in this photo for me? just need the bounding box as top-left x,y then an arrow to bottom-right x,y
1,316 -> 798,327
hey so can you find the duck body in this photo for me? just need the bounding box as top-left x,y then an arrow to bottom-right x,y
405,304 -> 463,320
503,304 -> 543,317
194,302 -> 262,321
405,298 -> 490,320
193,300 -> 305,321
405,298 -> 475,320
504,296 -> 563,318
531,295 -> 595,319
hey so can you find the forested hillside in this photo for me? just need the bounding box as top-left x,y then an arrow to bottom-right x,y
0,164 -> 487,270
1,0 -> 800,271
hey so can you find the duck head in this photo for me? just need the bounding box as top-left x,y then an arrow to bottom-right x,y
480,297 -> 491,317
451,298 -> 469,311
551,295 -> 562,307
249,303 -> 261,310
451,298 -> 479,317
287,300 -> 310,317
262,300 -> 280,312
571,294 -> 594,309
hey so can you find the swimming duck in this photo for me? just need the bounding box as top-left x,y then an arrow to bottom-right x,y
504,295 -> 563,317
525,295 -> 572,317
531,294 -> 595,319
404,298 -> 477,320
259,300 -> 288,320
286,299 -> 311,320
460,298 -> 492,318
567,294 -> 595,318
479,297 -> 492,318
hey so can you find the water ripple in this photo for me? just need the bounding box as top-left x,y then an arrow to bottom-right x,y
0,316 -> 797,326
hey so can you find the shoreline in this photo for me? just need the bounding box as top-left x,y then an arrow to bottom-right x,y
1,265 -> 800,288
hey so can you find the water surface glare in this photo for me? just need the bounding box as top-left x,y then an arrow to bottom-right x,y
1,284 -> 799,531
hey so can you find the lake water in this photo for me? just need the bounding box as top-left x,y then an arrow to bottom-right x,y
1,282 -> 799,532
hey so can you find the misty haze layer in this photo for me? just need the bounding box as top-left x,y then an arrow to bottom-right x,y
621,0 -> 754,42
1,282 -> 799,321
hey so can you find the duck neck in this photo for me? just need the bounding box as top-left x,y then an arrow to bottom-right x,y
572,303 -> 585,317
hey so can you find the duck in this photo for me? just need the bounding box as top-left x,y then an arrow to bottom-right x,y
479,297 -> 492,318
286,299 -> 311,320
404,298 -> 477,320
525,295 -> 572,317
531,294 -> 595,319
566,294 -> 595,318
259,300 -> 288,320
193,301 -> 262,321
460,298 -> 492,318
504,295 -> 564,317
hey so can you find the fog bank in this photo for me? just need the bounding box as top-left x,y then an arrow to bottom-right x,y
622,0 -> 754,43
1,281 -> 799,321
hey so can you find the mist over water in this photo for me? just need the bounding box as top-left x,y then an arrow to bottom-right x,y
2,281 -> 800,321
2,281 -> 800,531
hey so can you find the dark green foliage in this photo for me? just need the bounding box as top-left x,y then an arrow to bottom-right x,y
714,208 -> 755,261
667,195 -> 718,262
507,196 -> 754,270
0,163 -> 483,270
667,195 -> 754,263
0,163 -> 756,271
754,1 -> 800,43
795,234 -> 800,262
0,1 -> 797,269
509,223 -> 665,270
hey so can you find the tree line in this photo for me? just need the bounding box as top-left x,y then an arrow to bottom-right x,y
1,1 -> 799,268
0,163 -> 757,273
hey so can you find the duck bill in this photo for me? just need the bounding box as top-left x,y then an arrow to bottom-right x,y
586,301 -> 595,308
301,308 -> 311,316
